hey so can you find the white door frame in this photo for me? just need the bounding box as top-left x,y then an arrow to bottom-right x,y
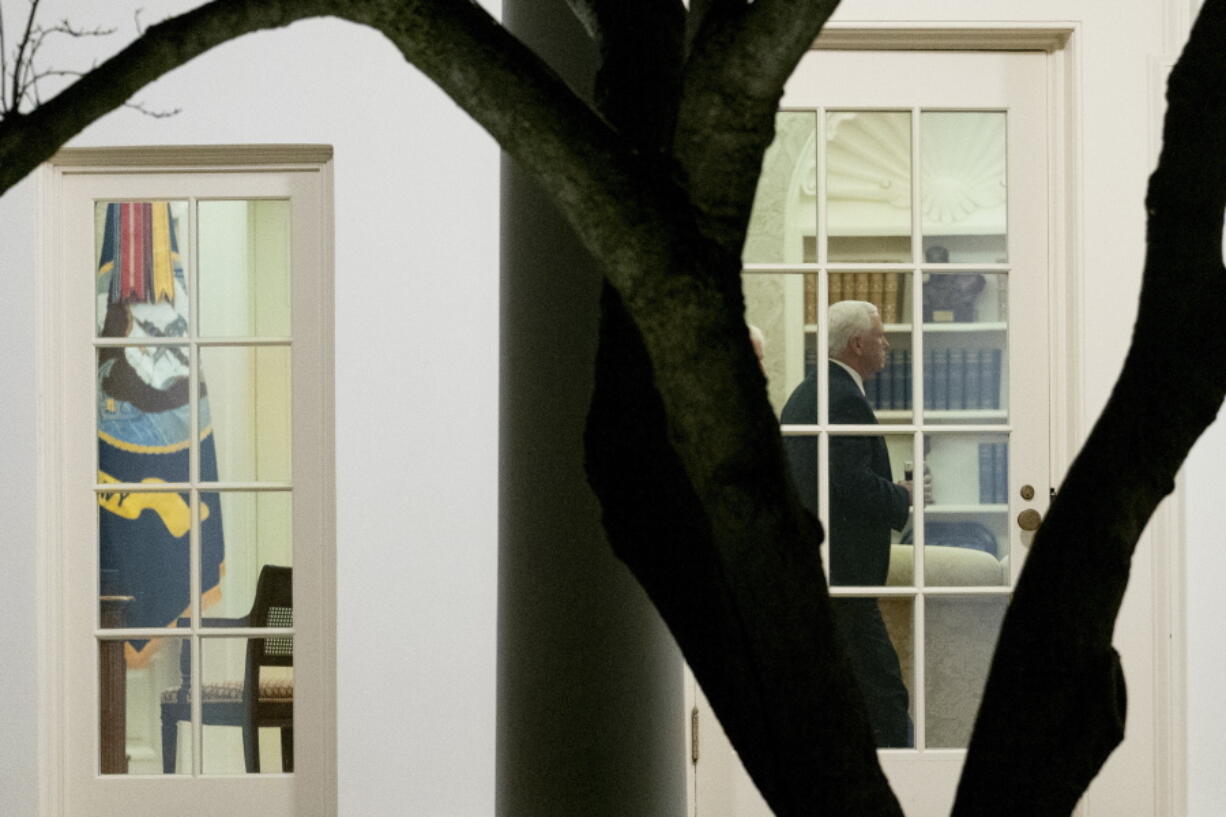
36,146 -> 337,817
686,21 -> 1187,817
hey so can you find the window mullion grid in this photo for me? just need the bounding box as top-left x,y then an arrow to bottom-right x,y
803,581 -> 984,597
815,105 -> 828,269
917,586 -> 1012,597
96,481 -> 292,492
744,262 -> 1010,274
909,106 -> 928,751
188,196 -> 204,777
816,106 -> 829,427
923,423 -> 1014,435
821,423 -> 1015,436
826,424 -> 911,435
817,431 -> 829,579
93,336 -> 293,348
197,337 -> 294,348
188,195 -> 201,493
910,105 -> 924,270
188,614 -> 202,776
93,625 -> 276,638
829,585 -> 918,598
913,590 -> 927,751
910,105 -> 925,445
814,105 -> 830,580
911,431 -> 926,588
1003,265 -> 1014,589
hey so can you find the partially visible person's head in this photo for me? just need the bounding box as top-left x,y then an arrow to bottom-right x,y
828,300 -> 888,377
747,324 -> 766,373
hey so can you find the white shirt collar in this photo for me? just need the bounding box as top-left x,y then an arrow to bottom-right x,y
831,358 -> 865,396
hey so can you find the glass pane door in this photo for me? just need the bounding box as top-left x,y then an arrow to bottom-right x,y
704,47 -> 1050,817
94,198 -> 295,776
56,159 -> 331,817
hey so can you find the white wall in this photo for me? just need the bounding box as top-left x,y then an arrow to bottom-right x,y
0,144 -> 40,817
1152,4 -> 1226,811
2,0 -> 1223,814
1181,0 -> 1226,809
0,2 -> 501,815
1185,415 -> 1226,816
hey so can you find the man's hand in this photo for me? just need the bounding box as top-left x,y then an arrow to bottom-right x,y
899,468 -> 934,506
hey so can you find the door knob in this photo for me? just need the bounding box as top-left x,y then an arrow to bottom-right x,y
1017,508 -> 1043,532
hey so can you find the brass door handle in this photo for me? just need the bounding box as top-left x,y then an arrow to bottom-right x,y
1017,508 -> 1043,532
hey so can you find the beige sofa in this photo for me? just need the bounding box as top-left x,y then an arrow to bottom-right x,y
880,544 -> 1008,748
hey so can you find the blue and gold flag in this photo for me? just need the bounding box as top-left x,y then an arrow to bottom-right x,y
96,202 -> 225,667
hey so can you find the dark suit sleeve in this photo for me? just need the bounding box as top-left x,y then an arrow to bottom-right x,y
780,374 -> 818,516
828,391 -> 910,530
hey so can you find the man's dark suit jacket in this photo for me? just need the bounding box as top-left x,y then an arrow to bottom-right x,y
781,361 -> 910,585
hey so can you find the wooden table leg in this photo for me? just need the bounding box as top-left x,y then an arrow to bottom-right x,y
99,596 -> 133,775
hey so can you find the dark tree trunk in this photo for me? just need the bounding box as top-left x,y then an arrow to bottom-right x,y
953,4 -> 1226,814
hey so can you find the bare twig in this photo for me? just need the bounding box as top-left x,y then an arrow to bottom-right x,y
21,66 -> 83,90
124,99 -> 180,118
41,18 -> 117,39
10,0 -> 41,116
1,3 -> 118,118
10,12 -> 182,121
1,5 -> 9,112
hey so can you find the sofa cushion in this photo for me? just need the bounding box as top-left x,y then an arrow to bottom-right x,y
886,543 -> 1004,586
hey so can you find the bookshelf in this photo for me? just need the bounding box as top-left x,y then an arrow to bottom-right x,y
863,342 -> 1007,417
800,271 -> 1010,416
768,268 -> 1016,563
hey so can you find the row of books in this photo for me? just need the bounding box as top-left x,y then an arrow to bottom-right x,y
865,349 -> 910,409
978,442 -> 1009,504
801,273 -> 1012,326
805,272 -> 907,325
866,348 -> 1004,411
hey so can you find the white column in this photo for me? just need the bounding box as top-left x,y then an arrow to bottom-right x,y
496,3 -> 686,815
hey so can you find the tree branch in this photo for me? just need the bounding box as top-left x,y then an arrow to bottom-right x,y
674,0 -> 840,251
684,0 -> 748,53
580,1 -> 903,813
575,0 -> 687,150
0,0 -> 777,528
953,2 -> 1226,813
0,0 -> 824,650
0,9 -> 119,118
1,6 -> 10,112
0,3 -> 905,813
586,282 -> 904,817
0,0 -> 333,190
0,0 -> 684,310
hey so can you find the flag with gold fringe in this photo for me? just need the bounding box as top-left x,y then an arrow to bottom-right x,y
95,201 -> 225,667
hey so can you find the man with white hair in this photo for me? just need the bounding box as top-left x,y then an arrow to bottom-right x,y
780,299 -> 913,747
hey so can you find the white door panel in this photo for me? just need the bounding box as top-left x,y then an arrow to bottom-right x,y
46,156 -> 334,817
697,47 -> 1055,816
